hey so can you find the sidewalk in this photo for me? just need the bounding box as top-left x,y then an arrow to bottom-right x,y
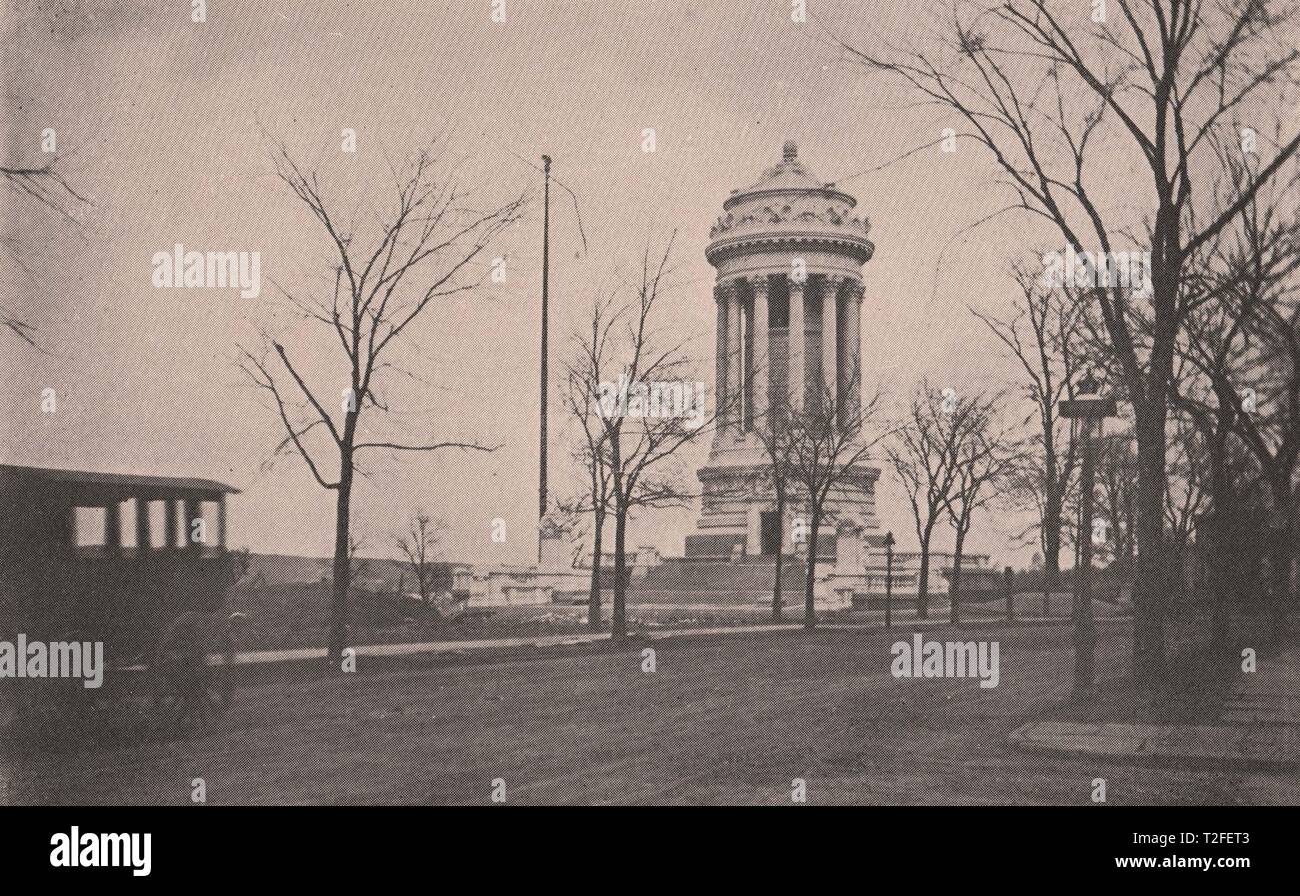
1220,645 -> 1300,727
1010,646 -> 1300,768
220,620 -> 909,667
214,613 -> 1126,667
1010,720 -> 1300,767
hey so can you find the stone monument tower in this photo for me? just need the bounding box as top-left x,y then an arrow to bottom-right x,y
685,141 -> 881,559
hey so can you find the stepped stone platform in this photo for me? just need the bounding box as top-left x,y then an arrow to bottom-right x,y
629,557 -> 809,606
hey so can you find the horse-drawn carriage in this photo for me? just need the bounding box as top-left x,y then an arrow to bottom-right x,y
0,464 -> 243,735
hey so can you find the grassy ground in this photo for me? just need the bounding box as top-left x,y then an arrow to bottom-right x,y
6,620 -> 1297,805
227,583 -> 852,651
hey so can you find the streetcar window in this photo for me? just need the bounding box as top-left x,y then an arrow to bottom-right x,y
118,499 -> 138,549
73,506 -> 107,548
147,500 -> 168,549
199,500 -> 221,549
174,500 -> 188,547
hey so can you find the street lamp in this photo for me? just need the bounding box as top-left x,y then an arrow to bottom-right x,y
883,531 -> 896,629
1059,371 -> 1117,698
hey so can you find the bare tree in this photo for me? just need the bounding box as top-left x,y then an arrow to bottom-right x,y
238,140 -> 522,669
887,382 -> 988,619
576,236 -> 728,642
3,157 -> 90,347
395,510 -> 445,617
974,263 -> 1083,600
751,394 -> 797,621
1164,417 -> 1210,558
1093,428 -> 1140,568
1173,154 -> 1300,638
783,366 -> 886,629
1171,239 -> 1257,637
834,0 -> 1300,682
943,399 -> 1021,623
1222,218 -> 1300,639
1231,298 -> 1300,639
560,295 -> 618,631
1075,418 -> 1203,574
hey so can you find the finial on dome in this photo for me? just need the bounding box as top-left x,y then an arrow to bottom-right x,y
783,139 -> 797,163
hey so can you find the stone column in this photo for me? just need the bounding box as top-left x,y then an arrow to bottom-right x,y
788,275 -> 805,411
751,274 -> 769,427
714,282 -> 728,431
726,279 -> 744,431
844,278 -> 864,420
822,276 -> 840,407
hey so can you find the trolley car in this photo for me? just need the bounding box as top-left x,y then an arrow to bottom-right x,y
0,464 -> 242,728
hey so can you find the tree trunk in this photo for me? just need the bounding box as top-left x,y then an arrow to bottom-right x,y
611,502 -> 628,642
1131,401 -> 1167,684
1269,477 -> 1294,642
588,510 -> 604,630
1044,482 -> 1062,616
1207,428 -> 1231,648
803,513 -> 820,630
949,524 -> 966,625
916,527 -> 933,620
772,490 -> 785,621
1122,489 -> 1136,566
328,461 -> 353,672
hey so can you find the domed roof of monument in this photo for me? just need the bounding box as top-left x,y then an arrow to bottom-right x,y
707,140 -> 875,266
725,140 -> 855,209
748,140 -> 825,190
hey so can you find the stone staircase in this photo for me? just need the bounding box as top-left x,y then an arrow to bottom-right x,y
629,557 -> 808,606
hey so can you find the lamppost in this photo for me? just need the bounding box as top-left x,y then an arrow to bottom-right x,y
883,531 -> 895,629
1060,372 -> 1117,698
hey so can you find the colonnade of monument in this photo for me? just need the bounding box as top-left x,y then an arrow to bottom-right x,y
713,272 -> 864,432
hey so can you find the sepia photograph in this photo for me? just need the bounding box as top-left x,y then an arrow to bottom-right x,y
1,0 -> 1298,872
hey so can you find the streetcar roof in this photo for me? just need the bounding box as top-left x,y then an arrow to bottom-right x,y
0,463 -> 240,496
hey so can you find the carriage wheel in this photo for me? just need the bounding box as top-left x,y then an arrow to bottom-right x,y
206,642 -> 237,715
152,616 -> 240,733
151,658 -> 222,732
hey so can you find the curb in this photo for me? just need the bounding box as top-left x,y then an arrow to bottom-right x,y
1009,720 -> 1300,769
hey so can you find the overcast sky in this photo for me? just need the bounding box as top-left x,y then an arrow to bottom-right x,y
2,0 -> 1078,566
